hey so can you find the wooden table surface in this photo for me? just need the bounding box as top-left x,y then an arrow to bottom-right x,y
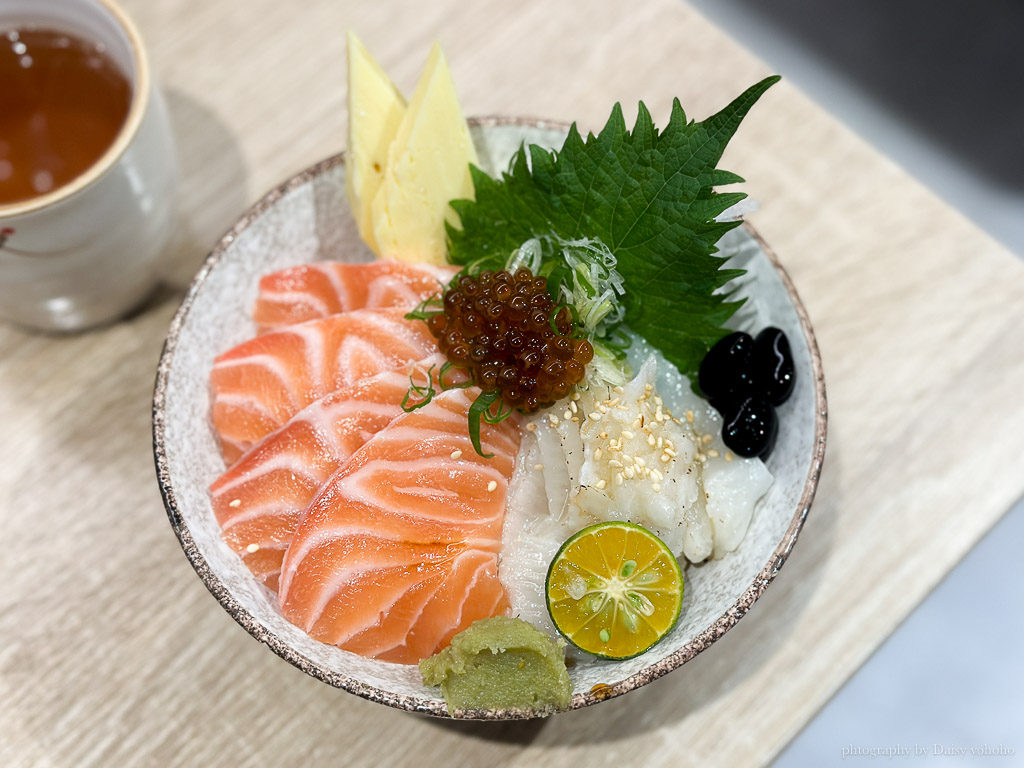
3,1 -> 1024,766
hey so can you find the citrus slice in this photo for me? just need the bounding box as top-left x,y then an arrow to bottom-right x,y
545,521 -> 683,659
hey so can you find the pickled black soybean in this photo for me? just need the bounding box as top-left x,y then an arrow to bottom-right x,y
698,326 -> 795,459
722,395 -> 778,458
752,328 -> 795,406
697,331 -> 754,402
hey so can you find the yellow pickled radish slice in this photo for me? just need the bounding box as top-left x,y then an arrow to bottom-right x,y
545,521 -> 683,659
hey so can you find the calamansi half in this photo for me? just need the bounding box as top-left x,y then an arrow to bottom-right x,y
545,521 -> 684,660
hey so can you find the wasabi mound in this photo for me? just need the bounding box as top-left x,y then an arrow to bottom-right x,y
419,617 -> 572,715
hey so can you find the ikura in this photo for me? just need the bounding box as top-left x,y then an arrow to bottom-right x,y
425,268 -> 593,413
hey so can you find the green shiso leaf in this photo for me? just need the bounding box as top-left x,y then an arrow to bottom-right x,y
446,76 -> 779,381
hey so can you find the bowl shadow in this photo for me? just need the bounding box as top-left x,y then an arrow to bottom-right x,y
155,87 -> 250,296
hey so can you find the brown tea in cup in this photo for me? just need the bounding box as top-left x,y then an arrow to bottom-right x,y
0,27 -> 131,205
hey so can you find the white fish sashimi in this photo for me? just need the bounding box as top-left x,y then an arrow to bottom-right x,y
576,357 -> 712,561
500,427 -> 593,650
703,455 -> 773,554
500,339 -> 774,627
626,337 -> 775,560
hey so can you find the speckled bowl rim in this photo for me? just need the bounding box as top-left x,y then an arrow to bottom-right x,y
153,115 -> 828,720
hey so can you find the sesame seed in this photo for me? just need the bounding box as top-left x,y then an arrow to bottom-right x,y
549,414 -> 560,424
702,434 -> 713,445
651,469 -> 664,482
696,453 -> 707,463
647,434 -> 656,446
624,466 -> 635,479
597,405 -> 608,414
664,447 -> 677,457
229,499 -> 241,508
632,418 -> 642,429
246,543 -> 260,553
596,479 -> 607,490
657,436 -> 663,448
654,395 -> 663,406
571,417 -> 580,423
621,454 -> 633,464
635,456 -> 646,467
487,480 -> 498,492
607,398 -> 620,407
615,473 -> 624,486
563,409 -> 572,420
621,430 -> 635,440
526,423 -> 538,432
572,391 -> 581,401
660,454 -> 671,463
594,448 -> 602,460
608,459 -> 623,468
652,483 -> 661,492
645,383 -> 653,391
613,386 -> 625,394
599,431 -> 608,440
570,400 -> 578,414
725,451 -> 734,462
685,410 -> 694,423
534,463 -> 544,471
708,449 -> 720,458
451,450 -> 463,460
589,412 -> 601,421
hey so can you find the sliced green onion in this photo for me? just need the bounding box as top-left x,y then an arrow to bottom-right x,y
405,296 -> 444,322
438,361 -> 472,391
467,390 -> 500,458
401,364 -> 437,412
481,397 -> 514,424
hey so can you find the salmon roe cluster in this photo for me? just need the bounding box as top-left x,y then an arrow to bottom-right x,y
427,268 -> 594,412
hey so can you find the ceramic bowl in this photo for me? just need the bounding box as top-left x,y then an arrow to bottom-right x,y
153,117 -> 827,719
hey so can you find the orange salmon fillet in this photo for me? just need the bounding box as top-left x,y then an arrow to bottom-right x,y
278,387 -> 520,664
210,308 -> 437,464
210,356 -> 462,591
253,260 -> 456,334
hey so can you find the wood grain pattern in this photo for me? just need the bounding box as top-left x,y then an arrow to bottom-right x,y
2,0 -> 1023,766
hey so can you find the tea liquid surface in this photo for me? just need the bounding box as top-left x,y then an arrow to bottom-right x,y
0,27 -> 131,206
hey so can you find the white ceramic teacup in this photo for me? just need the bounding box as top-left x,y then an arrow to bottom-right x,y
0,0 -> 176,332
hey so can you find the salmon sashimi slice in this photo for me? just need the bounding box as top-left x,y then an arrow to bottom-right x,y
253,260 -> 456,334
210,307 -> 438,464
210,356 -> 463,591
278,387 -> 521,664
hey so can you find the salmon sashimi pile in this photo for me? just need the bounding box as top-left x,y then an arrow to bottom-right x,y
211,355 -> 459,590
253,261 -> 457,334
210,307 -> 438,463
208,260 -> 510,664
279,388 -> 519,664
